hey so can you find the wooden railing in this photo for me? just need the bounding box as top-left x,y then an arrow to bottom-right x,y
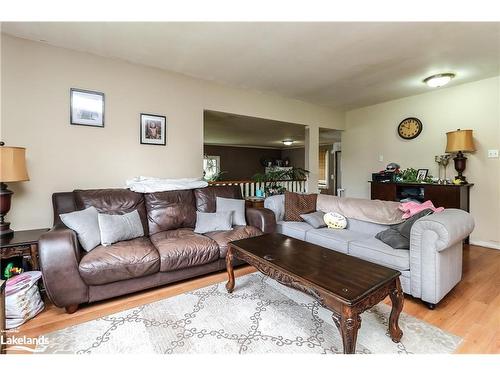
208,179 -> 307,197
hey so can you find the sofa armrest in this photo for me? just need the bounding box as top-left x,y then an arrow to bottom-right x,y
246,207 -> 277,234
409,209 -> 474,304
39,224 -> 88,308
411,209 -> 475,251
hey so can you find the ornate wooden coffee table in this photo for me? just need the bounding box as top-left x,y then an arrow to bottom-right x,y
225,233 -> 404,354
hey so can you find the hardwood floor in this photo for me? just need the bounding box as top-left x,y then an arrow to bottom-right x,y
5,244 -> 500,354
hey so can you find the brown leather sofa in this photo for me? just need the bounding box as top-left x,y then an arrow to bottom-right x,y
39,185 -> 276,313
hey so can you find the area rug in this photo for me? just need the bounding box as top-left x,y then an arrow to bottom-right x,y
36,273 -> 461,354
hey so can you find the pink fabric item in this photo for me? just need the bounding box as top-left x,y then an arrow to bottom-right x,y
399,200 -> 444,219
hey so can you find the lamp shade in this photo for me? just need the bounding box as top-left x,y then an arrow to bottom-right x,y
0,145 -> 29,182
445,129 -> 476,153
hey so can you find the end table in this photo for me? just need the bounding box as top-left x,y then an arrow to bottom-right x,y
245,196 -> 265,209
0,229 -> 49,274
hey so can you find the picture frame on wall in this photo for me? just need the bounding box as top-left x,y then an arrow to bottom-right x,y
416,169 -> 428,181
70,88 -> 105,127
140,113 -> 167,146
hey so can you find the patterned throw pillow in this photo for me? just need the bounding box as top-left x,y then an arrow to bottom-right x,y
284,191 -> 317,222
323,212 -> 348,229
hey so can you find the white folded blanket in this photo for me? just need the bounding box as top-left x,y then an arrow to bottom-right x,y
126,176 -> 208,193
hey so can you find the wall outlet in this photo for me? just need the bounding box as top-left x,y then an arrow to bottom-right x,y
378,155 -> 384,162
488,149 -> 499,158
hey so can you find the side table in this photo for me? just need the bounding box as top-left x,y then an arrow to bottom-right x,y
245,196 -> 265,209
0,229 -> 49,275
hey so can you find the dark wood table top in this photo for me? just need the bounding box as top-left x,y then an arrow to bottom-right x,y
230,233 -> 400,305
0,229 -> 49,248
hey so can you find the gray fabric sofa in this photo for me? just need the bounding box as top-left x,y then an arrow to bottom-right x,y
264,194 -> 475,308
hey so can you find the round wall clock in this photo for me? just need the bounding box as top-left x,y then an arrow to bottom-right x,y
397,117 -> 423,140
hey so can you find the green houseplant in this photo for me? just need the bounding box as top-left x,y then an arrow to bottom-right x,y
252,167 -> 309,196
394,168 -> 433,183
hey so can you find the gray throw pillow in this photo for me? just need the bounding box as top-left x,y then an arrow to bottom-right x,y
98,210 -> 144,246
375,209 -> 434,249
59,206 -> 101,252
216,197 -> 246,226
194,211 -> 233,234
300,211 -> 326,229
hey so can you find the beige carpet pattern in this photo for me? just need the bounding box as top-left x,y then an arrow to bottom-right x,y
37,273 -> 461,354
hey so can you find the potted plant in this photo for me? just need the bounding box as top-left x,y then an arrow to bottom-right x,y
252,167 -> 309,196
394,168 -> 433,183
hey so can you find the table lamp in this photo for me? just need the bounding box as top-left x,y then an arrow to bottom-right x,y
445,129 -> 476,184
0,142 -> 29,237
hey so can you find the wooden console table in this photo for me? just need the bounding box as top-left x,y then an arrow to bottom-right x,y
370,181 -> 473,211
0,229 -> 49,273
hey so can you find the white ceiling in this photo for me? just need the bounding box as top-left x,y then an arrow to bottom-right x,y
3,22 -> 500,110
204,110 -> 306,148
204,111 -> 341,148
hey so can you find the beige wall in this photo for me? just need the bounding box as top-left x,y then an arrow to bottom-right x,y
343,76 -> 500,248
0,35 -> 344,230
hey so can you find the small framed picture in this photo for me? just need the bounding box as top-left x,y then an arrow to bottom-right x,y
416,169 -> 428,181
140,113 -> 166,145
70,88 -> 105,127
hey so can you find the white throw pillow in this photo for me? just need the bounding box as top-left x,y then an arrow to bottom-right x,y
97,210 -> 144,246
264,194 -> 285,222
216,197 -> 246,226
194,211 -> 234,234
323,212 -> 347,229
59,206 -> 101,251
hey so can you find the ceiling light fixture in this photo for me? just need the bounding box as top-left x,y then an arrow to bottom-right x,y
282,140 -> 294,146
423,73 -> 455,88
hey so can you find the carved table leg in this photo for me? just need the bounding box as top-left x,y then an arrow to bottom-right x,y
225,246 -> 235,293
333,306 -> 362,354
388,277 -> 404,343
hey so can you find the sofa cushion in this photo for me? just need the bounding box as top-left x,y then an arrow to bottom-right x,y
216,197 -> 246,226
59,206 -> 101,252
276,221 -> 314,241
78,237 -> 160,285
375,209 -> 434,249
144,190 -> 196,235
346,218 -> 389,236
150,228 -> 220,272
284,191 -> 317,221
348,237 -> 410,271
205,225 -> 263,258
194,186 -> 242,213
324,212 -> 347,229
98,210 -> 144,246
74,188 -> 149,235
194,211 -> 233,234
305,228 -> 371,254
300,211 -> 326,229
264,194 -> 285,222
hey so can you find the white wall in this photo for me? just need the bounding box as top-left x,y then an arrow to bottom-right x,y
343,77 -> 500,248
0,35 -> 344,230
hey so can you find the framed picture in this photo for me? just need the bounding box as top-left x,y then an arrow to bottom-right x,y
416,169 -> 428,181
70,88 -> 105,127
140,113 -> 166,145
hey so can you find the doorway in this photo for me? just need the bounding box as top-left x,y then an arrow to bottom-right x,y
318,128 -> 342,195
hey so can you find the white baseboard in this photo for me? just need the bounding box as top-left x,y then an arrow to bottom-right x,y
469,240 -> 500,250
